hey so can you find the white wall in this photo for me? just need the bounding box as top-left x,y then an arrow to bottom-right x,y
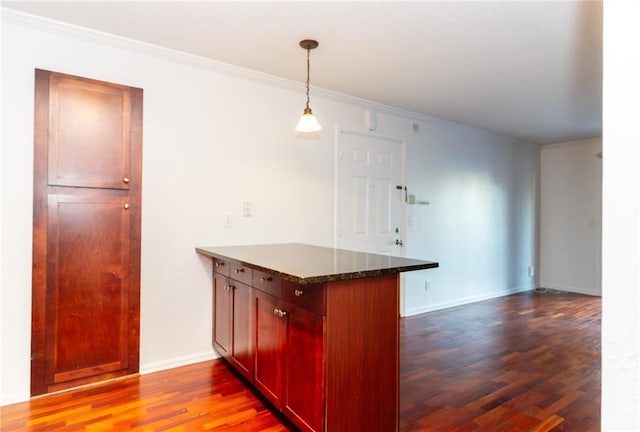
402,121 -> 539,315
602,1 -> 640,429
1,11 -> 539,404
540,137 -> 602,296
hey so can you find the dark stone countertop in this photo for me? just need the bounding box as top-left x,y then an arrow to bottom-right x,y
196,243 -> 438,285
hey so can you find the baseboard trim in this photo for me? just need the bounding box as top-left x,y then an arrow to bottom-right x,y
140,350 -> 219,375
402,284 -> 533,317
537,282 -> 601,297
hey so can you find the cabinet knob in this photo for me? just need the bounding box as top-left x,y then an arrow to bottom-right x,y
261,276 -> 273,283
273,308 -> 287,318
215,261 -> 225,267
235,268 -> 244,274
123,177 -> 130,184
123,203 -> 130,210
294,289 -> 304,297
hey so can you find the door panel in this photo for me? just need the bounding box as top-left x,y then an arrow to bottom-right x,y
337,131 -> 404,256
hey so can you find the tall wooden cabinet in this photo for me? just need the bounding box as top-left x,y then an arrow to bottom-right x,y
31,70 -> 143,395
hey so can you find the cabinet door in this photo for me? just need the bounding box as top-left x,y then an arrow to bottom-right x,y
47,73 -> 132,190
230,281 -> 253,380
254,290 -> 285,408
213,273 -> 232,357
44,190 -> 130,385
283,303 -> 325,432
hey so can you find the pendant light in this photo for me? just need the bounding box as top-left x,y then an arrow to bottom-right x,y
295,39 -> 322,132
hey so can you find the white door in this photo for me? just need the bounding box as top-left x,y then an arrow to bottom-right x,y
336,131 -> 405,256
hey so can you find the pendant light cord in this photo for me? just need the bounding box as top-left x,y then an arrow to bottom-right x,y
305,48 -> 311,110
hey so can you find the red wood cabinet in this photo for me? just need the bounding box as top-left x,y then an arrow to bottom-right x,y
254,290 -> 285,406
209,258 -> 399,432
212,273 -> 232,357
253,286 -> 324,432
32,70 -> 142,395
212,262 -> 254,381
282,301 -> 324,432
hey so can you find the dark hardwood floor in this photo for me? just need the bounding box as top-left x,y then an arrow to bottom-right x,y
400,291 -> 600,431
1,291 -> 601,431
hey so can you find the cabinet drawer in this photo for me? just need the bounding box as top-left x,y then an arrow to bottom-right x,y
282,281 -> 326,315
253,270 -> 281,297
212,258 -> 230,276
230,262 -> 252,285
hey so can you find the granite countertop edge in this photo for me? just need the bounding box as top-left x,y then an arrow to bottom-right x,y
196,246 -> 439,285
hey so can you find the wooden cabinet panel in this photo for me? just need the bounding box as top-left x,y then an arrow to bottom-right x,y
253,270 -> 281,297
47,74 -> 132,190
212,258 -> 230,277
229,263 -> 252,285
212,273 -> 232,357
254,289 -> 284,408
253,283 -> 324,432
283,303 -> 324,432
212,260 -> 254,380
46,190 -> 130,384
282,281 -> 325,315
230,280 -> 253,380
325,274 -> 399,431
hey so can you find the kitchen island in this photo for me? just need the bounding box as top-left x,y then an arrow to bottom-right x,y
196,243 -> 438,432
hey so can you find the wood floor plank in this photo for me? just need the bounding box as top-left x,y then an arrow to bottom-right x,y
1,291 -> 600,431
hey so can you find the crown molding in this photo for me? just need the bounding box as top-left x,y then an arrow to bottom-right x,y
2,7 -> 515,140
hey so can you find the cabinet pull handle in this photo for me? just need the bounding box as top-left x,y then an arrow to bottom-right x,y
294,289 -> 304,297
261,276 -> 273,283
235,268 -> 244,274
123,177 -> 130,184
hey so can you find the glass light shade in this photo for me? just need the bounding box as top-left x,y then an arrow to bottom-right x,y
295,110 -> 322,132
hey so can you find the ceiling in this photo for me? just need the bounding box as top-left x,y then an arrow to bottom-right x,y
2,1 -> 603,145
